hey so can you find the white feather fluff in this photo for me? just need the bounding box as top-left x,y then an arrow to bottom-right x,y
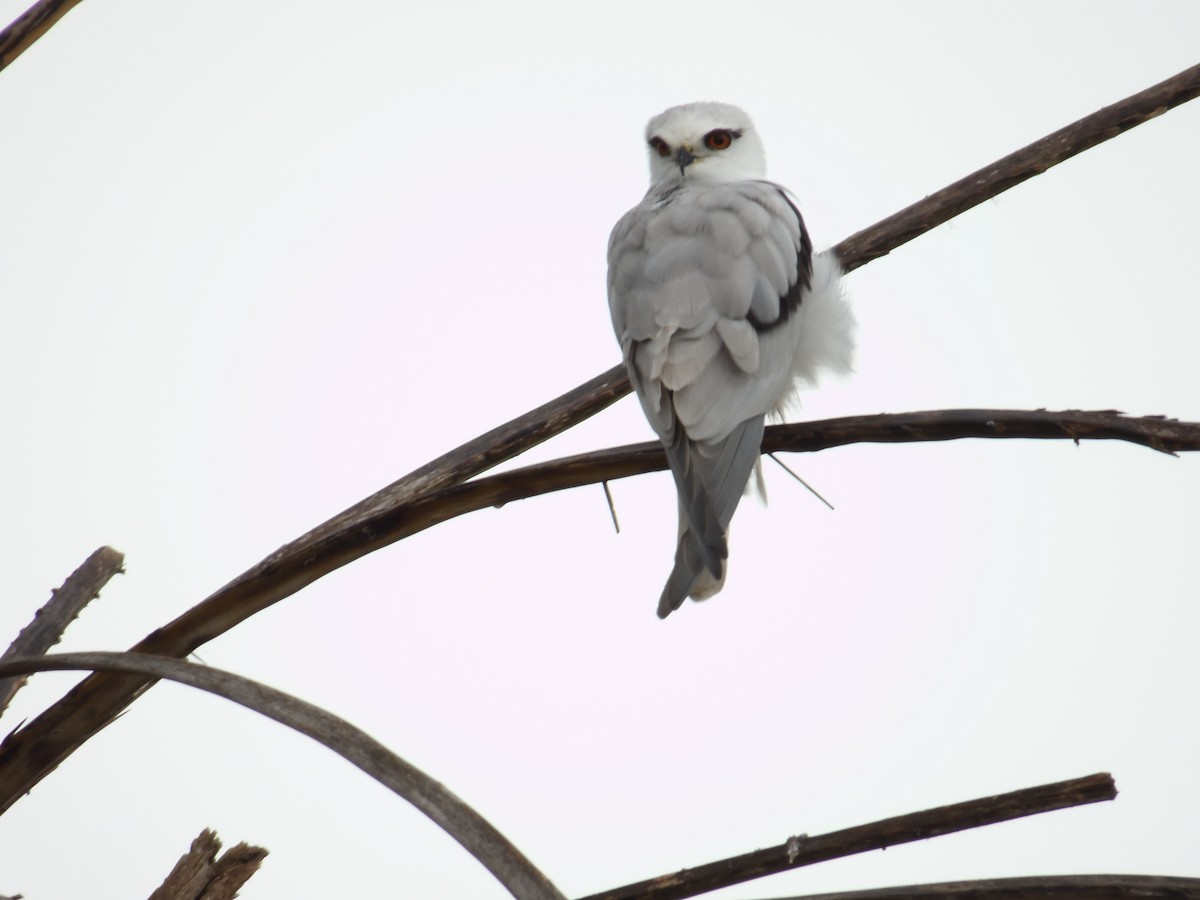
772,250 -> 856,420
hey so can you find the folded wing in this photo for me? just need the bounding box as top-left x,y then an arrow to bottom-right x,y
608,180 -> 814,616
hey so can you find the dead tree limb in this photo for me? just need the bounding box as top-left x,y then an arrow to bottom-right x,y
359,408 -> 1200,545
0,653 -> 566,900
763,408 -> 1200,456
91,409 -> 1178,576
0,546 -> 124,718
833,63 -> 1200,273
578,774 -> 1117,900
0,64 -> 1196,817
148,829 -> 267,900
0,0 -> 86,72
739,875 -> 1200,900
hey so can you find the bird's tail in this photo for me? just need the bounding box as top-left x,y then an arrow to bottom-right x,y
656,416 -> 765,618
657,524 -> 726,618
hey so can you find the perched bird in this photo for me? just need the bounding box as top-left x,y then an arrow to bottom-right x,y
607,102 -> 855,618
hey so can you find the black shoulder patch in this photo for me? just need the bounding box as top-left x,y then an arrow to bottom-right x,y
747,189 -> 812,333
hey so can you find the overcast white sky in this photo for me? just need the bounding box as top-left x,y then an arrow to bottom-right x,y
2,1 -> 1199,897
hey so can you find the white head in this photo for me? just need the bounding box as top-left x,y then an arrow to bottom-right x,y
643,102 -> 767,187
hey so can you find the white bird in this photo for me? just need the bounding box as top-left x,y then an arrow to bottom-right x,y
607,102 -> 855,618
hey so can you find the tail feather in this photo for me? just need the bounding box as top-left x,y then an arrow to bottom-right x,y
662,422 -> 725,580
657,526 -> 716,618
657,415 -> 766,618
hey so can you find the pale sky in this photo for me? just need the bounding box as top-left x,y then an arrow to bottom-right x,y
2,2 -> 1199,897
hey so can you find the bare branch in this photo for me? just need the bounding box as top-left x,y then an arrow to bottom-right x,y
738,875 -> 1200,900
0,0 -> 86,72
763,408 -> 1200,456
0,653 -> 566,900
578,773 -> 1117,900
212,409 -> 1200,558
148,829 -> 267,900
0,61 -> 1196,815
0,546 -> 124,717
835,63 -> 1200,272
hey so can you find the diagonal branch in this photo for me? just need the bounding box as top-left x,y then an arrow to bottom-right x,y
577,774 -> 1117,900
0,0 -> 87,72
733,875 -> 1200,900
0,653 -> 566,900
0,546 -> 124,718
0,64 -> 1197,815
834,63 -> 1200,272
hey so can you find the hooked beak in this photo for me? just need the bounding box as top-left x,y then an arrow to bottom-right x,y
674,145 -> 696,175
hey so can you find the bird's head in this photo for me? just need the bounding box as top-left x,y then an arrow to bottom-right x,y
643,102 -> 767,187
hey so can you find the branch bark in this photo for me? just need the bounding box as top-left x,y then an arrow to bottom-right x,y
395,408 -> 1200,542
0,0 -> 86,72
0,653 -> 566,900
738,875 -> 1200,900
0,63 -> 1196,816
833,63 -> 1200,273
0,546 -> 124,718
148,829 -> 267,900
578,774 -> 1117,900
762,408 -> 1200,456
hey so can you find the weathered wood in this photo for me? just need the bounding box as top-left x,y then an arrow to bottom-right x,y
753,875 -> 1200,900
0,653 -> 566,900
0,62 -> 1196,818
393,408 -> 1200,536
835,64 -> 1200,273
0,0 -> 86,72
148,829 -> 266,900
764,408 -> 1200,456
579,774 -> 1117,900
0,547 -> 124,717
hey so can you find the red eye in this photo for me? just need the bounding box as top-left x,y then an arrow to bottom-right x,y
704,129 -> 734,150
648,136 -> 671,158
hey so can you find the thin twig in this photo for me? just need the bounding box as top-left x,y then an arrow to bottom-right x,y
767,453 -> 835,510
0,653 -> 566,900
601,481 -> 621,533
0,0 -> 86,72
739,875 -> 1200,900
0,546 -> 124,718
578,774 -> 1117,900
0,60 -> 1196,814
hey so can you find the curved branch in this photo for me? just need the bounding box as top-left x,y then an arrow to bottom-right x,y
1,61 -> 1197,814
0,653 -> 565,900
579,773 -> 1117,900
740,875 -> 1200,900
0,0 -> 86,72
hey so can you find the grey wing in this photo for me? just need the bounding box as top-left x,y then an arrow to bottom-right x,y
607,182 -> 812,616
